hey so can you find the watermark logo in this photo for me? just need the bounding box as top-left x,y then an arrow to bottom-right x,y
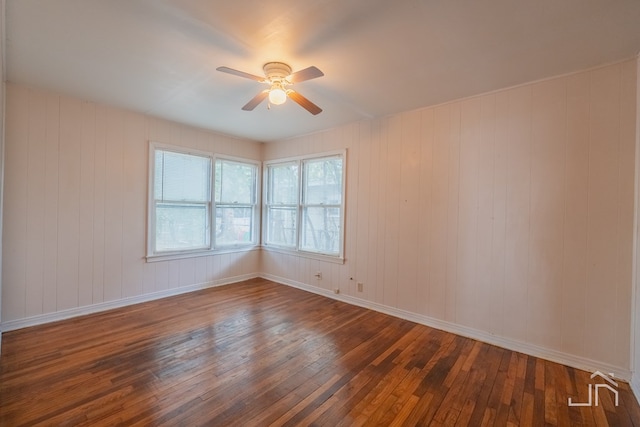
568,371 -> 619,407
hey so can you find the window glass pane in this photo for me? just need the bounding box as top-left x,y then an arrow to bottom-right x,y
215,206 -> 253,245
155,150 -> 211,202
300,207 -> 341,255
215,160 -> 255,204
154,152 -> 164,199
269,163 -> 298,204
267,206 -> 297,247
303,157 -> 343,204
155,203 -> 209,251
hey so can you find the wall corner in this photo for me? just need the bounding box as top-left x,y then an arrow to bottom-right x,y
629,52 -> 640,403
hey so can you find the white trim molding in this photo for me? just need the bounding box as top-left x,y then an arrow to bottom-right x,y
630,52 -> 640,402
0,0 -> 6,355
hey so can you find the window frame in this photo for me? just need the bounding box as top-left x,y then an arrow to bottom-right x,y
213,155 -> 261,250
147,142 -> 260,262
262,150 -> 346,263
264,160 -> 299,250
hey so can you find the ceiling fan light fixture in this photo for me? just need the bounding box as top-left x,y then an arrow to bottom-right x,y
268,86 -> 287,105
218,62 -> 323,114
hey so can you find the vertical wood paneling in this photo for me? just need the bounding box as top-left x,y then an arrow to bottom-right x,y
376,119 -> 389,305
502,86 -> 532,342
244,250 -> 260,276
416,108 -> 434,316
3,85 -> 29,321
287,253 -> 298,285
585,65 -> 623,364
220,253 -> 232,279
229,252 -> 244,278
489,92 -> 509,337
261,59 -> 637,371
195,257 -> 208,285
57,97 -> 83,311
456,98 -> 481,327
445,103 -> 461,323
561,72 -> 590,358
383,116 -> 402,308
103,108 -> 124,302
3,83 -> 261,325
179,258 -> 196,288
42,93 -> 60,314
92,104 -> 107,304
78,102 -> 96,307
528,79 -> 566,350
121,111 -> 146,298
616,60 -> 636,369
167,260 -> 180,290
428,105 -> 451,320
25,90 -> 47,317
396,111 -> 420,312
475,95 -> 497,334
343,124 -> 358,295
208,255 -> 220,284
355,121 -> 371,299
155,261 -> 169,291
368,119 -> 383,304
143,259 -> 157,294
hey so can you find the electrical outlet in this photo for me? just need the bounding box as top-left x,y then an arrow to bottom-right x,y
314,271 -> 322,279
334,288 -> 340,294
357,282 -> 364,292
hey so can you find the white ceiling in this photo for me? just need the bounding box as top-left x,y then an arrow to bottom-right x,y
6,0 -> 640,142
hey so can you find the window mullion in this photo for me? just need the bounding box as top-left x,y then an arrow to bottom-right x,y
213,184 -> 219,250
296,159 -> 303,252
214,157 -> 259,248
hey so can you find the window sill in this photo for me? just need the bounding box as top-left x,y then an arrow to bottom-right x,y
261,245 -> 345,265
146,245 -> 260,263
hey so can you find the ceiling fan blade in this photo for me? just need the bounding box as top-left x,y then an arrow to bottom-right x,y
242,90 -> 269,111
288,91 -> 322,115
288,66 -> 324,84
217,66 -> 265,82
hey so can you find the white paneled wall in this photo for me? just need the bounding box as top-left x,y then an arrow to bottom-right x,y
263,59 -> 638,373
2,84 -> 261,324
2,60 -> 638,378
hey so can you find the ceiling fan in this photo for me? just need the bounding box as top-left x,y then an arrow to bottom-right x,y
216,62 -> 324,115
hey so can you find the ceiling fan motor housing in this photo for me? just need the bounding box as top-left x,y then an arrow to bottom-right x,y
264,62 -> 292,82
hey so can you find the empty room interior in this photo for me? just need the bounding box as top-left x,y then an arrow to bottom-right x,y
2,0 -> 640,425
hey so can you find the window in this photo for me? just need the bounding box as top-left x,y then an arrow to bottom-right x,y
214,158 -> 259,247
265,162 -> 298,248
300,156 -> 343,255
148,144 -> 259,259
264,151 -> 345,259
152,148 -> 212,253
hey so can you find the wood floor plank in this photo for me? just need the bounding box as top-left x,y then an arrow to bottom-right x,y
1,278 -> 639,426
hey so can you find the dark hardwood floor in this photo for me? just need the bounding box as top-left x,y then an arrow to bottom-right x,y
1,278 -> 639,426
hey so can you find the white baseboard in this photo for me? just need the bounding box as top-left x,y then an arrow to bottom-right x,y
631,376 -> 640,402
0,273 -> 258,332
262,273 -> 633,382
